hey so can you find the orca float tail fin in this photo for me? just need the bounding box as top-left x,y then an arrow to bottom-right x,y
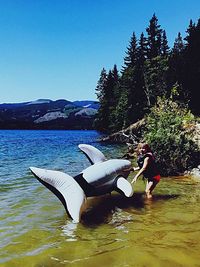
30,167 -> 86,222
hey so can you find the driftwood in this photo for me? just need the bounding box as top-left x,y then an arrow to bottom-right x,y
99,118 -> 146,145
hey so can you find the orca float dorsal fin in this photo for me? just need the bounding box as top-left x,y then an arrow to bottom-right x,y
30,167 -> 86,222
78,144 -> 106,165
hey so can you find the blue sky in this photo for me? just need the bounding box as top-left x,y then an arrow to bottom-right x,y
0,0 -> 199,103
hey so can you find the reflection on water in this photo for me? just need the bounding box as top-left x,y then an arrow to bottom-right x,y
61,221 -> 78,241
0,130 -> 200,267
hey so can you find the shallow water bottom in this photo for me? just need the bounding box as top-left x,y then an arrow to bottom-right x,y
1,175 -> 200,267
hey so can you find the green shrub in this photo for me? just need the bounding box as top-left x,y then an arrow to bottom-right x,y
143,97 -> 199,176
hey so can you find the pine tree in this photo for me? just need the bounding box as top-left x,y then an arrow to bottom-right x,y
183,19 -> 200,115
122,32 -> 137,69
161,30 -> 170,56
146,13 -> 163,59
138,32 -> 147,64
108,65 -> 121,132
144,56 -> 169,106
94,68 -> 109,131
105,69 -> 118,132
95,68 -> 107,102
112,64 -> 119,84
168,32 -> 186,101
173,32 -> 184,53
119,32 -> 139,127
144,14 -> 169,106
114,86 -> 129,130
118,31 -> 148,128
95,66 -> 121,132
133,32 -> 148,119
185,19 -> 196,45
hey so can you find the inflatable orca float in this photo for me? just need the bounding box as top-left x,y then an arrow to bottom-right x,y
30,144 -> 133,222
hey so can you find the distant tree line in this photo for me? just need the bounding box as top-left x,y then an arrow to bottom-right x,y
94,14 -> 200,133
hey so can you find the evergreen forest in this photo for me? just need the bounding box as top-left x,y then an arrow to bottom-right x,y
95,14 -> 200,133
94,14 -> 200,176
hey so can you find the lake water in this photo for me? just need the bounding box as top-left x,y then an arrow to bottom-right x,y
0,130 -> 200,267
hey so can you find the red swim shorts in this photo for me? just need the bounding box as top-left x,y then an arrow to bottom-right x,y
154,175 -> 161,182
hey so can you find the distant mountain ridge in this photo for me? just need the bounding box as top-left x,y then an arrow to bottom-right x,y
0,99 -> 99,130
